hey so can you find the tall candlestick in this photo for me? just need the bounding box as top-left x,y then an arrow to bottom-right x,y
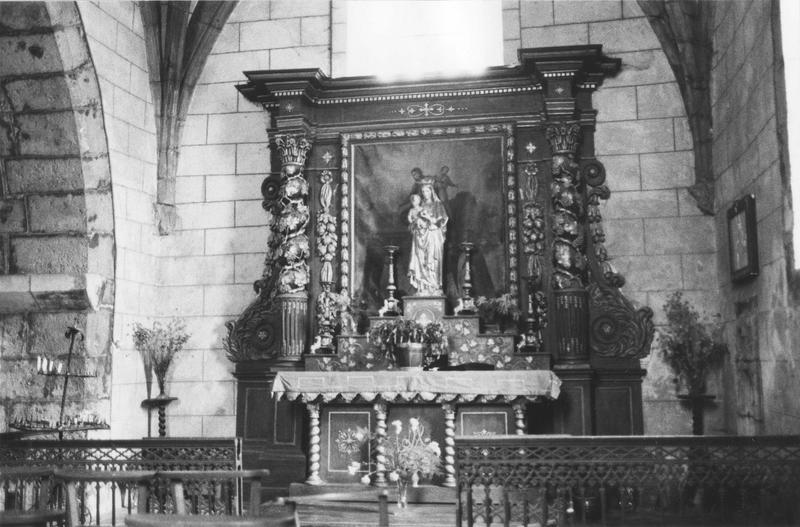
379,245 -> 400,316
455,242 -> 476,315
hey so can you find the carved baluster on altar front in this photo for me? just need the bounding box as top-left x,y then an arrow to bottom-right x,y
442,404 -> 456,488
306,403 -> 323,485
273,134 -> 313,359
546,123 -> 590,363
512,400 -> 526,435
373,402 -> 388,487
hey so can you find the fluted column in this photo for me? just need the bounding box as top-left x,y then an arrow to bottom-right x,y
373,402 -> 388,487
305,403 -> 323,485
442,403 -> 456,487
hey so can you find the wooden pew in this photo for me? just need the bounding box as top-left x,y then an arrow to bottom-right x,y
0,467 -> 65,527
53,470 -> 156,527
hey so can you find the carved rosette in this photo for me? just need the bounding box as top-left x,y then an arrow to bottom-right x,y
274,134 -> 312,294
546,123 -> 586,290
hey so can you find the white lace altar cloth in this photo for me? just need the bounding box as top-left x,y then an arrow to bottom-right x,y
271,370 -> 561,403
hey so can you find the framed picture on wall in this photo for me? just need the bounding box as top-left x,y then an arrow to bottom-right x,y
727,194 -> 758,283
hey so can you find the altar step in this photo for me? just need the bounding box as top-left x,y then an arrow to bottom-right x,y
289,483 -> 457,504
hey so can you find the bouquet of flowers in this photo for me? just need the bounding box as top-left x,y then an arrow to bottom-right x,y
349,417 -> 442,509
132,319 -> 189,398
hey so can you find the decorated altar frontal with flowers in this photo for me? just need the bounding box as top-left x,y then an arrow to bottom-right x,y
272,370 -> 561,487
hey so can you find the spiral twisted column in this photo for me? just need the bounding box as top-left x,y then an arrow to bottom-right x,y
442,403 -> 456,487
305,403 -> 323,485
373,402 -> 388,487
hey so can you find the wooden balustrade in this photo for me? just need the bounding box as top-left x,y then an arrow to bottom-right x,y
0,438 -> 278,526
455,434 -> 800,526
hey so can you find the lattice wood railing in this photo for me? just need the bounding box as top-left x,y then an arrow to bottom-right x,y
455,435 -> 800,526
0,438 -> 261,526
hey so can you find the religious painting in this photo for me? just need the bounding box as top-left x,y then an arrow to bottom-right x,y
346,130 -> 512,313
727,194 -> 758,283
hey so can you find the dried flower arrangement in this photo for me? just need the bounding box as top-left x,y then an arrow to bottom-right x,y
132,319 -> 189,398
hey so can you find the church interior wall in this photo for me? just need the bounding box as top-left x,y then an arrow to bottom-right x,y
0,2 -> 115,434
711,0 -> 800,435
4,0 -> 798,438
503,0 -> 722,434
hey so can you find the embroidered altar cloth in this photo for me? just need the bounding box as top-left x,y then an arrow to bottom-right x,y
271,370 -> 561,403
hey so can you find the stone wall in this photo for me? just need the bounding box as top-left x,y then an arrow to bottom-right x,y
503,0 -> 721,434
711,0 -> 800,434
0,2 -> 114,433
76,1 -> 161,438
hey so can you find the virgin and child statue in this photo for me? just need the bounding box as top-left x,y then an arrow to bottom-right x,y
407,177 -> 448,296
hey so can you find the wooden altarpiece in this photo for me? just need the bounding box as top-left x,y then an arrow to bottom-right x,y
227,46 -> 654,495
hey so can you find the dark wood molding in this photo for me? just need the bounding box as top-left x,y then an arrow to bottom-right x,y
638,0 -> 715,215
140,1 -> 237,234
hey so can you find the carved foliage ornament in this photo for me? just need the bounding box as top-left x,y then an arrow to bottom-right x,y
273,134 -> 312,294
546,122 -> 586,290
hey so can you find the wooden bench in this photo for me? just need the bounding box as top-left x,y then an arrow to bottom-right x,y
0,467 -> 65,527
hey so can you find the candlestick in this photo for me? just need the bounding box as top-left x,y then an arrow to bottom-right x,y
455,242 -> 476,314
379,245 -> 400,316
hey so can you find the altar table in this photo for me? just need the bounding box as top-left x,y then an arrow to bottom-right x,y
271,371 -> 561,487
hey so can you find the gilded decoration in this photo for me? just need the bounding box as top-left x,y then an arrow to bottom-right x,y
274,134 -> 312,294
546,122 -> 586,290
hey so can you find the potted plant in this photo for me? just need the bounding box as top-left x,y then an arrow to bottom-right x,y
475,293 -> 521,332
132,319 -> 190,398
349,417 -> 442,510
368,319 -> 445,370
659,292 -> 727,434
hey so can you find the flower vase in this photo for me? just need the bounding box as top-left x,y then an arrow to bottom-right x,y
411,471 -> 419,487
397,480 -> 409,510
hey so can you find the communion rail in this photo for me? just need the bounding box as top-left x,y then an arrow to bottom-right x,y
455,434 -> 800,526
0,438 -> 264,526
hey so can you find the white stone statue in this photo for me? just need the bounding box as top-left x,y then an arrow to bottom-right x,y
407,180 -> 448,296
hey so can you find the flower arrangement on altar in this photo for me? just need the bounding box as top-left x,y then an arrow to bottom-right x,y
348,417 -> 442,509
368,319 -> 446,369
475,293 -> 522,331
132,319 -> 190,398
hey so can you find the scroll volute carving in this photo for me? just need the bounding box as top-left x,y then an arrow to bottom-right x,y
580,157 -> 654,360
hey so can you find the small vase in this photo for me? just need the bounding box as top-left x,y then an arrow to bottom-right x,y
411,471 -> 419,488
397,480 -> 408,510
397,342 -> 424,370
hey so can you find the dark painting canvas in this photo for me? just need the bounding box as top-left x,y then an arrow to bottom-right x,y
350,135 -> 507,311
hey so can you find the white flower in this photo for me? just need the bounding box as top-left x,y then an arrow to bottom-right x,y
347,461 -> 360,475
409,418 -> 420,431
428,441 -> 441,456
391,420 -> 402,434
360,474 -> 371,485
388,471 -> 400,482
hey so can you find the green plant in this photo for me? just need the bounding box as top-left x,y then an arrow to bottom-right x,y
660,292 -> 727,396
475,293 -> 521,329
368,318 -> 445,368
132,319 -> 189,396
